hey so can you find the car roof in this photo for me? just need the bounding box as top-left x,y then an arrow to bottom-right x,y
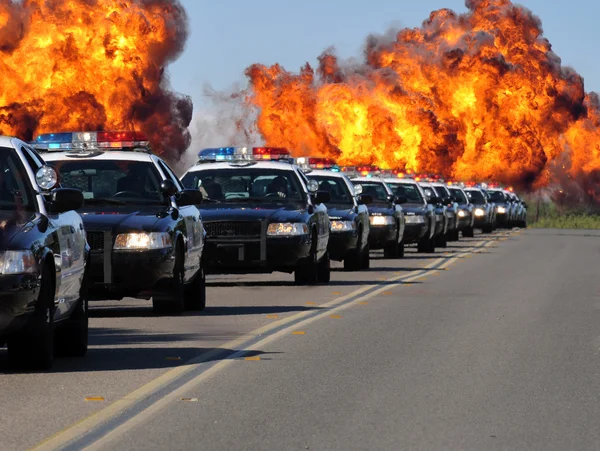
186,161 -> 297,172
382,178 -> 417,185
42,151 -> 154,163
464,187 -> 483,192
351,176 -> 386,183
0,136 -> 17,148
305,169 -> 345,178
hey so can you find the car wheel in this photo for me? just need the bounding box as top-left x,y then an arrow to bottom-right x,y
417,235 -> 429,253
184,260 -> 206,311
8,263 -> 55,370
482,225 -> 493,234
153,244 -> 185,315
343,249 -> 361,271
295,234 -> 318,285
397,240 -> 405,258
463,227 -> 474,238
361,243 -> 370,269
55,266 -> 89,358
435,233 -> 447,248
317,251 -> 331,284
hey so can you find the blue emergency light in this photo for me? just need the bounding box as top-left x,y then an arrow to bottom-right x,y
31,131 -> 150,152
197,146 -> 291,163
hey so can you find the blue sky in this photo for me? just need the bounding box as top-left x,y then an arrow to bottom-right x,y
170,0 -> 600,113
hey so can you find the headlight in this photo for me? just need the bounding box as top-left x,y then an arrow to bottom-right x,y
331,220 -> 356,232
497,206 -> 506,214
0,251 -> 37,275
370,215 -> 394,226
405,215 -> 425,224
114,232 -> 172,250
267,223 -> 309,236
458,210 -> 466,218
474,208 -> 485,217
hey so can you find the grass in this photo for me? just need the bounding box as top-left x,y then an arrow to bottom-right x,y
524,195 -> 600,229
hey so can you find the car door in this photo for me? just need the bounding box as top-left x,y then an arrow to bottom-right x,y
154,158 -> 203,282
297,169 -> 329,254
20,145 -> 87,319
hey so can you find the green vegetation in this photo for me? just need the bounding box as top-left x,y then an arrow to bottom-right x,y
524,195 -> 600,229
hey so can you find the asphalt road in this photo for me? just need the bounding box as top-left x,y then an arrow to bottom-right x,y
4,228 -> 599,450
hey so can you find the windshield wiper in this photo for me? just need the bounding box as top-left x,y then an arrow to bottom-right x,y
201,198 -> 221,203
84,198 -> 126,205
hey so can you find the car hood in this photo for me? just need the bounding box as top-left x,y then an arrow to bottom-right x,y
402,204 -> 428,215
0,210 -> 40,247
200,203 -> 305,223
367,204 -> 394,216
324,207 -> 354,220
77,205 -> 163,233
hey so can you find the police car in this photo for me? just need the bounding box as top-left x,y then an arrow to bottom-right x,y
484,185 -> 513,228
416,177 -> 449,247
429,179 -> 460,242
345,166 -> 406,258
381,170 -> 436,253
298,158 -> 371,271
32,131 -> 206,314
446,182 -> 475,238
463,185 -> 495,233
0,137 -> 88,369
180,147 -> 331,285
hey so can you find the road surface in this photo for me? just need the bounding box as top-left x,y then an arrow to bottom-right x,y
2,228 -> 599,450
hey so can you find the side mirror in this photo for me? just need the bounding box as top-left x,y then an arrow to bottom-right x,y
160,179 -> 178,197
36,165 -> 58,191
395,195 -> 407,204
307,179 -> 319,194
313,190 -> 331,204
358,194 -> 373,205
47,188 -> 84,213
178,189 -> 203,206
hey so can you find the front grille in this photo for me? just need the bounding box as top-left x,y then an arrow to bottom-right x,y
87,231 -> 105,251
204,221 -> 261,238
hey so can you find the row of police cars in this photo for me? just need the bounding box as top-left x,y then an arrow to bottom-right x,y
0,134 -> 527,369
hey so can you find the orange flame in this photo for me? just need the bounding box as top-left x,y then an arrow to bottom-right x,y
243,0 -> 600,193
0,0 -> 192,160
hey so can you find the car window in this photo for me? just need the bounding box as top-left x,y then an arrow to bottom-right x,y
156,159 -> 184,191
422,186 -> 435,198
352,181 -> 388,202
21,146 -> 44,172
487,190 -> 506,202
310,175 -> 353,206
388,182 -> 423,203
449,188 -> 467,203
50,159 -> 165,204
465,189 -> 486,204
181,168 -> 304,202
433,185 -> 450,198
0,147 -> 36,212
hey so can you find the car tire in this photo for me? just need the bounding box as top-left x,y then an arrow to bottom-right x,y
482,225 -> 493,234
153,244 -> 185,315
55,266 -> 89,358
317,251 -> 331,284
383,241 -> 398,258
343,249 -> 361,271
361,243 -> 370,269
463,227 -> 474,238
397,240 -> 405,258
295,235 -> 319,285
184,260 -> 206,311
447,229 -> 459,242
435,233 -> 448,248
8,263 -> 55,370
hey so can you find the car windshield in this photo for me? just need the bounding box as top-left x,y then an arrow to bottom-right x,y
0,147 -> 36,212
487,190 -> 506,202
181,168 -> 305,202
387,182 -> 423,203
310,175 -> 353,206
465,189 -> 486,204
49,159 -> 165,204
449,188 -> 468,203
433,185 -> 450,199
353,181 -> 389,202
421,186 -> 435,199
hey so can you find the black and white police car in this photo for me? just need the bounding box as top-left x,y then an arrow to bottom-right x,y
32,131 -> 206,314
180,147 -> 331,285
345,166 -> 406,258
298,157 -> 372,270
0,137 -> 88,369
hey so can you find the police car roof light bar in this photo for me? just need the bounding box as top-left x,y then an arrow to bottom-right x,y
32,131 -> 151,152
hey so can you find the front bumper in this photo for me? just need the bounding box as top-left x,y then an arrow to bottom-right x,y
205,235 -> 312,274
403,223 -> 428,243
0,274 -> 40,338
89,248 -> 175,299
328,230 -> 359,261
368,224 -> 397,249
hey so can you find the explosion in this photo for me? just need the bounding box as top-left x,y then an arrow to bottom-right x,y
243,0 -> 600,195
0,0 -> 192,160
